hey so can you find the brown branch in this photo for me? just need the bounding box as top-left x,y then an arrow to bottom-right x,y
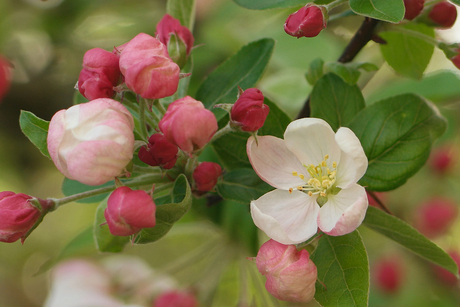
296,17 -> 380,119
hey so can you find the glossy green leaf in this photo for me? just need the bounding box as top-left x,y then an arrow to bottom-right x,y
62,178 -> 115,203
349,94 -> 447,191
196,38 -> 274,110
216,168 -> 273,204
233,0 -> 310,9
212,98 -> 291,170
94,197 -> 130,253
306,58 -> 325,86
364,206 -> 459,275
310,73 -> 366,131
311,231 -> 369,307
166,0 -> 196,30
19,111 -> 50,159
349,0 -> 404,23
380,23 -> 435,79
135,174 -> 192,244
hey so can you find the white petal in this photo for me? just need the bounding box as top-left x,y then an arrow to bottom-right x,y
251,189 -> 320,244
284,118 -> 341,167
247,135 -> 307,190
335,127 -> 368,182
317,184 -> 368,235
335,152 -> 357,189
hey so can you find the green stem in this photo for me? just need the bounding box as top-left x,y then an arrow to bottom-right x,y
329,9 -> 356,22
153,99 -> 167,115
132,165 -> 163,174
153,182 -> 175,195
138,99 -> 149,141
324,0 -> 348,11
184,155 -> 198,178
210,123 -> 233,143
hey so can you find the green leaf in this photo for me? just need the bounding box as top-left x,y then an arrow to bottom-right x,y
94,196 -> 130,253
196,38 -> 274,110
311,231 -> 369,307
324,62 -> 379,85
216,168 -> 273,204
73,90 -> 89,105
349,94 -> 447,191
233,0 -> 310,9
306,58 -> 325,86
62,178 -> 114,203
380,23 -> 435,79
212,98 -> 291,170
364,206 -> 459,275
19,111 -> 50,159
310,73 -> 366,131
135,174 -> 192,244
166,0 -> 196,30
349,0 -> 404,23
449,0 -> 460,5
35,227 -> 96,276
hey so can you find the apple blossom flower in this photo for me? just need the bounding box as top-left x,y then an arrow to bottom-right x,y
47,98 -> 135,186
104,187 -> 156,236
119,33 -> 180,99
256,239 -> 317,302
78,48 -> 121,100
230,88 -> 269,132
193,162 -> 222,192
247,118 -> 368,244
159,96 -> 218,153
284,4 -> 327,38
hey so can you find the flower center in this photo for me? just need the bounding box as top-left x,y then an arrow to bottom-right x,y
289,155 -> 338,198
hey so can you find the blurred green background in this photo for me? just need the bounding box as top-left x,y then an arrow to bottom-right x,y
1,0 -> 460,306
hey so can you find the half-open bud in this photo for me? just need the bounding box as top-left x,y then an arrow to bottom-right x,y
138,133 -> 178,169
193,162 -> 222,192
256,239 -> 317,302
104,187 -> 156,236
284,4 -> 327,38
230,88 -> 269,132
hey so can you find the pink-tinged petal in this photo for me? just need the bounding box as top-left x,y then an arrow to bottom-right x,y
284,118 -> 341,167
335,152 -> 357,189
247,136 -> 306,190
251,189 -> 319,244
335,127 -> 368,182
318,184 -> 368,235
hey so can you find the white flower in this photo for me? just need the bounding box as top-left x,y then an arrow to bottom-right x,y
247,118 -> 369,244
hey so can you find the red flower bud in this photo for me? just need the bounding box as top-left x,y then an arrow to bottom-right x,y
153,290 -> 199,307
428,1 -> 458,28
138,133 -> 178,169
284,4 -> 327,38
452,52 -> 460,70
0,55 -> 12,102
373,256 -> 405,293
104,187 -> 156,236
256,239 -> 317,302
414,197 -> 458,238
429,145 -> 456,175
156,14 -> 194,56
403,0 -> 425,20
159,96 -> 218,153
193,162 -> 222,192
0,191 -> 51,243
231,88 -> 269,132
432,250 -> 460,286
78,48 -> 121,100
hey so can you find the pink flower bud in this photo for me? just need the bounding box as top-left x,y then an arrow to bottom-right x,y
284,4 -> 327,38
429,146 -> 456,175
47,98 -> 135,186
156,14 -> 194,56
428,1 -> 458,28
138,133 -> 178,169
119,33 -> 180,99
104,186 -> 156,236
193,162 -> 222,192
414,197 -> 458,238
153,290 -> 199,307
78,48 -> 121,100
432,250 -> 460,286
256,239 -> 317,303
0,55 -> 12,102
373,256 -> 405,293
403,0 -> 425,20
230,88 -> 269,132
159,96 -> 218,153
0,191 -> 50,243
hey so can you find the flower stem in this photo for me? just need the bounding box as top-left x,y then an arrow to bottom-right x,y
325,0 -> 348,11
329,9 -> 356,22
210,122 -> 233,143
153,99 -> 167,115
138,99 -> 149,141
132,165 -> 163,174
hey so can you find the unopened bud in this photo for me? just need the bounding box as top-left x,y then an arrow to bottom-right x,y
138,133 -> 178,169
230,88 -> 269,132
0,55 -> 12,102
193,162 -> 222,192
428,1 -> 457,28
414,197 -> 458,238
284,4 -> 328,38
373,256 -> 405,293
403,0 -> 425,20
